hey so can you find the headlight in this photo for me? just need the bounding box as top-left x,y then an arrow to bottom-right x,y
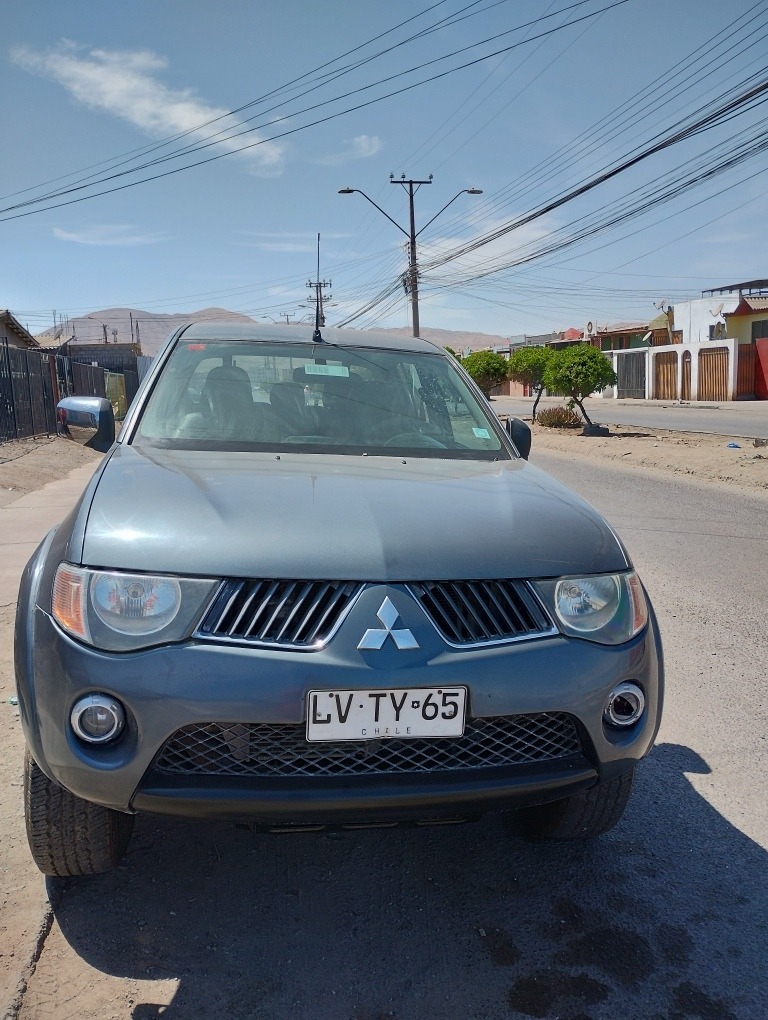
534,571 -> 648,645
91,573 -> 181,635
52,564 -> 218,651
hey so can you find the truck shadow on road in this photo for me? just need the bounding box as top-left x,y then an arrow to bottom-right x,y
44,743 -> 765,1020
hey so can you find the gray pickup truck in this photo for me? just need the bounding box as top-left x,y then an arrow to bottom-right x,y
15,322 -> 663,876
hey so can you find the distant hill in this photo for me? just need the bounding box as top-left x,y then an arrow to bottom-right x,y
36,307 -> 258,356
374,326 -> 509,353
36,309 -> 508,357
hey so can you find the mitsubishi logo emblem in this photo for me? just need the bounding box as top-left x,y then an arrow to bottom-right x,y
357,597 -> 419,651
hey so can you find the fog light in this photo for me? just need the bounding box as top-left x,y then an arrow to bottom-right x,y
71,695 -> 125,744
604,682 -> 645,728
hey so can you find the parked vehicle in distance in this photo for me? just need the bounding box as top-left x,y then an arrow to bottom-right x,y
16,322 -> 663,876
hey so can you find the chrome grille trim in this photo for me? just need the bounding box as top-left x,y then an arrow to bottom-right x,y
197,579 -> 364,650
408,580 -> 556,647
152,713 -> 582,778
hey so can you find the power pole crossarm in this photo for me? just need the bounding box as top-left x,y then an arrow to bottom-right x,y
339,177 -> 481,338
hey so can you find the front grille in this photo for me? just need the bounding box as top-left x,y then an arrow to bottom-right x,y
409,580 -> 553,645
152,714 -> 581,778
199,579 -> 363,648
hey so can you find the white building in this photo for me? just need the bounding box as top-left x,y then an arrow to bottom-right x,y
671,294 -> 739,345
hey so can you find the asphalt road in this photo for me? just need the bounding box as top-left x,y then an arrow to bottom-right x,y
493,396 -> 768,438
16,456 -> 767,1020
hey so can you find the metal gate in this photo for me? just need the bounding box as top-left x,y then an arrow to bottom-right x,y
681,351 -> 691,401
71,361 -> 107,398
654,352 -> 678,400
736,345 -> 756,397
0,346 -> 57,442
616,351 -> 646,399
698,347 -> 729,401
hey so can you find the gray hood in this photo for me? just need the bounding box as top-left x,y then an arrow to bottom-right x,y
76,445 -> 628,580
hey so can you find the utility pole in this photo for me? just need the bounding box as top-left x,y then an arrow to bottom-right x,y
394,174 -> 431,339
307,233 -> 332,335
339,175 -> 482,338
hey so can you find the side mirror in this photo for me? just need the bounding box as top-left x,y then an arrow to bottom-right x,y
57,396 -> 115,453
505,416 -> 531,460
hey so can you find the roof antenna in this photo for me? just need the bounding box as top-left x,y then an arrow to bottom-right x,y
308,233 -> 331,343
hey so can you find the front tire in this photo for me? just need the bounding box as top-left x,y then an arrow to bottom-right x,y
24,749 -> 135,876
517,768 -> 634,840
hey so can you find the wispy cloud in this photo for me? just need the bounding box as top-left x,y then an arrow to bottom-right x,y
313,134 -> 382,166
252,241 -> 317,253
238,229 -> 351,253
12,41 -> 284,175
52,224 -> 164,246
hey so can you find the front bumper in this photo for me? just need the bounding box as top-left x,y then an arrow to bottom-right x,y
133,759 -> 599,824
16,577 -> 663,821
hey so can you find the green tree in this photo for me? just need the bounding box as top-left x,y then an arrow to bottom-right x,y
507,345 -> 553,420
542,344 -> 617,426
444,345 -> 460,360
461,350 -> 508,398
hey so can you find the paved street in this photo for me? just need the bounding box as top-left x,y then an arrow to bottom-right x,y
3,451 -> 764,1019
493,395 -> 768,438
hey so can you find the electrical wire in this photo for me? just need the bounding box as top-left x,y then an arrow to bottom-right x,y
0,0 -> 627,222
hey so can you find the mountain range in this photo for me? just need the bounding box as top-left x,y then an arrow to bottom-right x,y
36,308 -> 509,356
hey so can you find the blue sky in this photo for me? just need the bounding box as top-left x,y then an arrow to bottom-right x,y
3,0 -> 767,339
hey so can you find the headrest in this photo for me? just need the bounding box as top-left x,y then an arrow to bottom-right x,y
205,365 -> 251,386
203,365 -> 252,399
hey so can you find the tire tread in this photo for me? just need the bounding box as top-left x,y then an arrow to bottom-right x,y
24,750 -> 134,876
518,769 -> 634,840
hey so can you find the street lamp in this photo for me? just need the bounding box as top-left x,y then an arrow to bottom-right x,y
339,177 -> 482,338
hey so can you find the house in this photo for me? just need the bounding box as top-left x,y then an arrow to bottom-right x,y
670,293 -> 739,345
724,294 -> 768,343
1,310 -> 39,349
603,282 -> 767,401
590,322 -> 650,352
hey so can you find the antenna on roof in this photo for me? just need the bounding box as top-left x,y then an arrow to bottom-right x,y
710,302 -> 725,317
308,233 -> 331,342
654,299 -> 668,310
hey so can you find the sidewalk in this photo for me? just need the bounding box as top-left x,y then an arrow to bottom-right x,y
492,395 -> 768,438
0,460 -> 100,1020
0,461 -> 99,595
495,395 -> 768,412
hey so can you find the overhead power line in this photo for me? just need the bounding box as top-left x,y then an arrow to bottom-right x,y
0,0 -> 626,222
419,68 -> 768,274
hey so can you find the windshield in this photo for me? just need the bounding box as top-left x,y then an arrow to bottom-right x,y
134,339 -> 508,460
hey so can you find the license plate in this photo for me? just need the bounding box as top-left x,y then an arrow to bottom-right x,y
306,687 -> 467,742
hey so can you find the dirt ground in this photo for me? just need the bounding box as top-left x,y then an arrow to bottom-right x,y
0,438 -> 102,1017
0,428 -> 764,1017
527,420 -> 768,494
0,437 -> 102,508
1,423 -> 767,502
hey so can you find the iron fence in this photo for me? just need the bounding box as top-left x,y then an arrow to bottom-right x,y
0,344 -> 131,444
1,344 -> 57,443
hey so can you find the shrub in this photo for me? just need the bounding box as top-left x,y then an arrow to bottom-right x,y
461,350 -> 509,397
536,406 -> 583,428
